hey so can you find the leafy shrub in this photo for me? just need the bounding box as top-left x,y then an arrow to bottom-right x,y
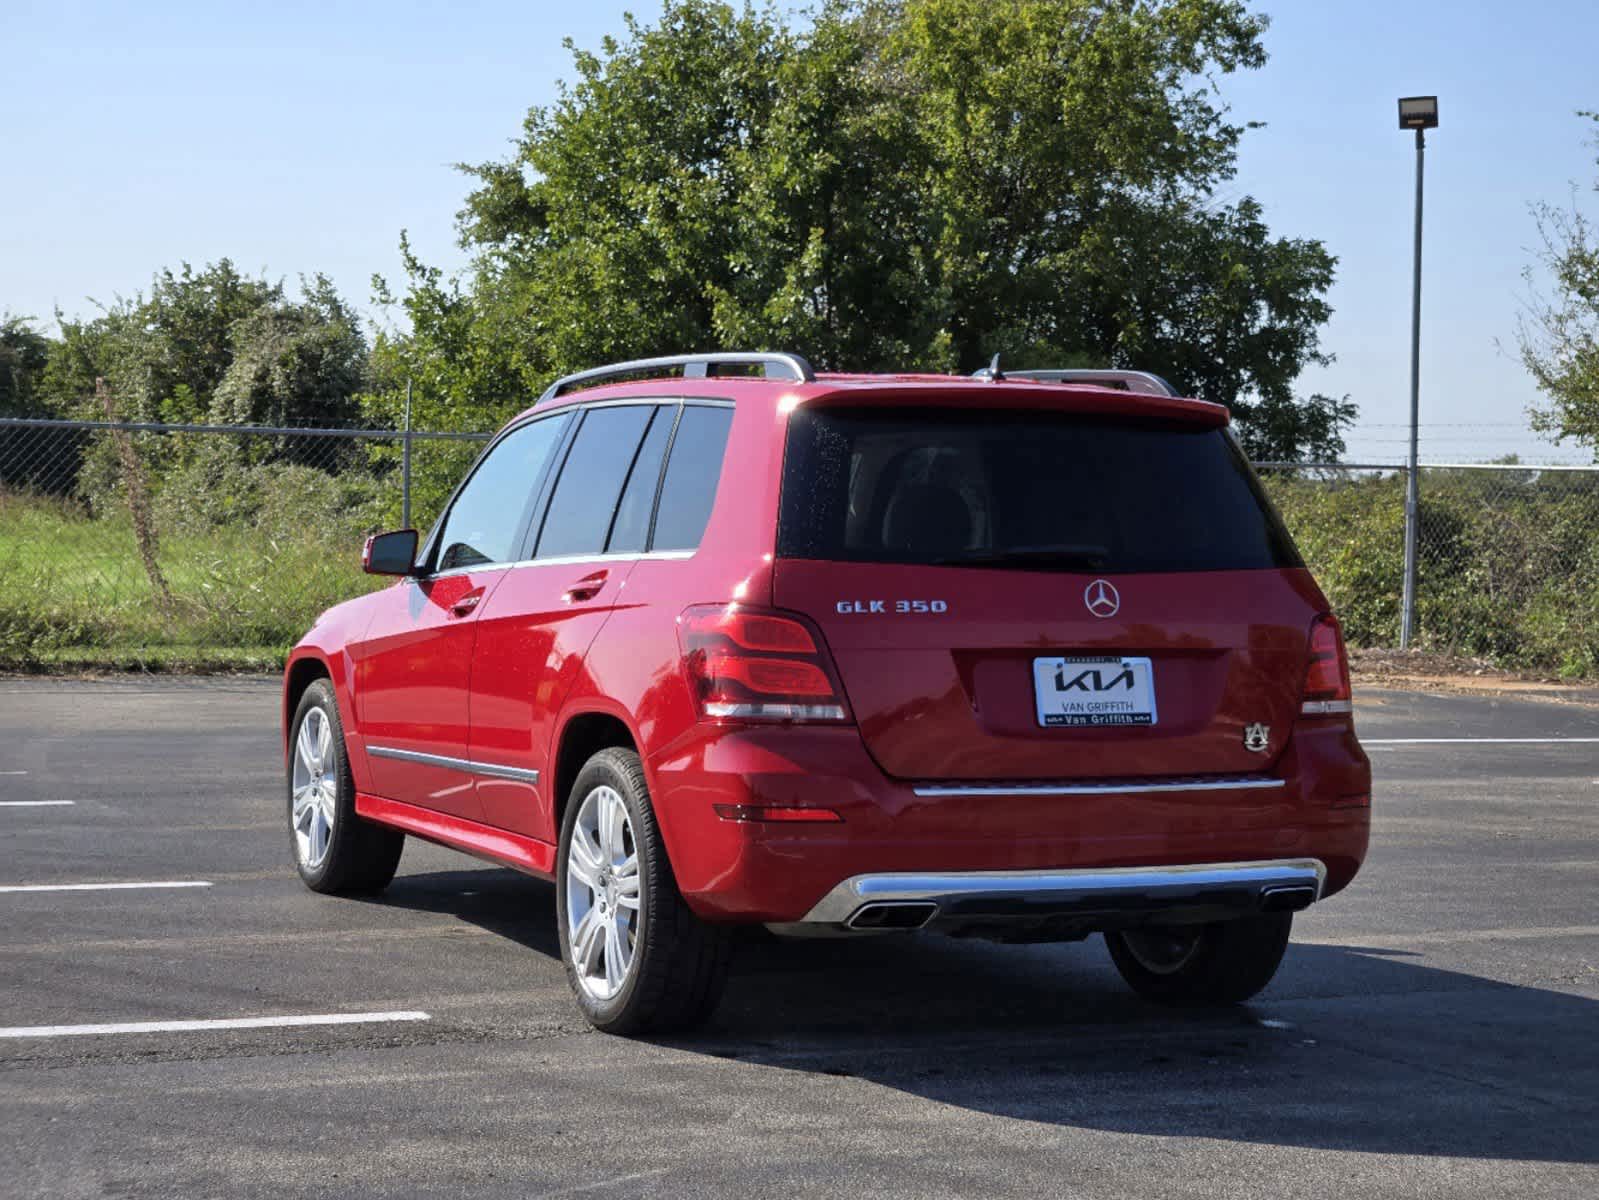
1262,468 -> 1599,676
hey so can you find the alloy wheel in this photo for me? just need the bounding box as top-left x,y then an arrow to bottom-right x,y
290,707 -> 337,869
565,785 -> 641,1001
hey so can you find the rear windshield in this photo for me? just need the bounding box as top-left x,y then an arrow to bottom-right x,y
777,408 -> 1301,573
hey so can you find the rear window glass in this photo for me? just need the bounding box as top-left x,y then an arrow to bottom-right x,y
777,408 -> 1301,573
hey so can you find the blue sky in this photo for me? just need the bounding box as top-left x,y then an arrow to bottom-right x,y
4,1 -> 1596,461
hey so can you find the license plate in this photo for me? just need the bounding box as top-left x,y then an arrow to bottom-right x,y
1032,656 -> 1158,728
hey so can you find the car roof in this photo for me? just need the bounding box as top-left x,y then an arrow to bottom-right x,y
510,371 -> 1229,429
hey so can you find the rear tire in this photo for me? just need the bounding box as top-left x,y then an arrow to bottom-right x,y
555,747 -> 730,1035
287,680 -> 404,895
1105,913 -> 1292,1007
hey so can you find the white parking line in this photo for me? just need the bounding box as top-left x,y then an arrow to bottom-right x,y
1365,737 -> 1599,745
0,1011 -> 431,1039
0,801 -> 74,808
0,881 -> 212,894
0,770 -> 28,776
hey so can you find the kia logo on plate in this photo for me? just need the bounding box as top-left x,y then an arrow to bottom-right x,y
1084,579 -> 1120,619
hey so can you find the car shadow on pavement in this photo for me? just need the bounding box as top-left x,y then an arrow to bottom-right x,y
700,933 -> 1599,1165
371,867 -> 562,959
370,869 -> 1597,1165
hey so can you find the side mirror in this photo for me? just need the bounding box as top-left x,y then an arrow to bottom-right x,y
362,529 -> 420,576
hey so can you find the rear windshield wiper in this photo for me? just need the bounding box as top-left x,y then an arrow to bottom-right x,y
927,545 -> 1110,570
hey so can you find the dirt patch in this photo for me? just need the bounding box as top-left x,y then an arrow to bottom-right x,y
1350,647 -> 1599,705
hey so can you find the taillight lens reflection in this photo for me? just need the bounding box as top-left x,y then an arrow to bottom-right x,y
678,604 -> 852,724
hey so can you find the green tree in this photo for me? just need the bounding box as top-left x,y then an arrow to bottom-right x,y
424,0 -> 1348,457
40,262 -> 367,429
1519,113 -> 1599,458
212,274 -> 367,430
0,316 -> 53,418
42,261 -> 283,423
35,262 -> 370,511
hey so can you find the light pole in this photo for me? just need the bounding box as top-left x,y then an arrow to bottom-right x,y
1397,96 -> 1437,650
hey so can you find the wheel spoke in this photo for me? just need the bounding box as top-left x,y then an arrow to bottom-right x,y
567,834 -> 602,890
315,716 -> 332,770
603,916 -> 625,992
614,869 -> 640,902
614,851 -> 638,880
309,811 -> 327,864
291,784 -> 315,823
596,794 -> 616,864
572,906 -> 603,975
610,796 -> 631,861
296,720 -> 318,776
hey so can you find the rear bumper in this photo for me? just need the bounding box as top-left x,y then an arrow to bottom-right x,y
648,720 -> 1369,926
791,857 -> 1325,934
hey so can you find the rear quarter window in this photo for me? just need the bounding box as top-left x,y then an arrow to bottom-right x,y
777,407 -> 1301,573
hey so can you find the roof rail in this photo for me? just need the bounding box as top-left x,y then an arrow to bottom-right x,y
540,352 -> 816,402
971,366 -> 1179,397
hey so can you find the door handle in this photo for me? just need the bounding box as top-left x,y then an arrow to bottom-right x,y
563,570 -> 608,603
450,589 -> 484,617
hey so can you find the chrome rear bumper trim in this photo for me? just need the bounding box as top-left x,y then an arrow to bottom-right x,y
911,777 -> 1284,798
799,858 -> 1326,927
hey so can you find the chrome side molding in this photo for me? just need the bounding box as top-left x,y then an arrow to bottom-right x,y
367,745 -> 540,786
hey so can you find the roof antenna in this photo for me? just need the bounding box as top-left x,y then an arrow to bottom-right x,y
987,353 -> 1004,382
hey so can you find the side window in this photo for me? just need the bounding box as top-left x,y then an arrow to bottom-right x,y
536,405 -> 655,559
605,405 -> 676,554
651,405 -> 734,552
434,416 -> 568,572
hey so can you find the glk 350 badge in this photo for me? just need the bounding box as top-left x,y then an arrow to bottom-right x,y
835,599 -> 949,614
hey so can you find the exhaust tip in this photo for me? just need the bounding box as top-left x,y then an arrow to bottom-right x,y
1259,885 -> 1317,913
846,901 -> 938,931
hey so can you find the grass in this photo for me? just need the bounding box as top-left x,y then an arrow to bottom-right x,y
0,492 -> 382,671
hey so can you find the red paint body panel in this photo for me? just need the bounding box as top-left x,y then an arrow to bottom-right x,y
649,719 -> 1368,923
347,568 -> 512,821
773,561 -> 1327,780
354,793 -> 556,875
286,371 -> 1370,927
467,559 -> 640,838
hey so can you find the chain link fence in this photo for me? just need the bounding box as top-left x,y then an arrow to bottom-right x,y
1258,462 -> 1599,677
3,417 -> 1597,675
0,417 -> 488,669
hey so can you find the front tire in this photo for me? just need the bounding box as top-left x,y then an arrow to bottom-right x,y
555,747 -> 730,1035
288,680 -> 403,895
1105,913 -> 1292,1007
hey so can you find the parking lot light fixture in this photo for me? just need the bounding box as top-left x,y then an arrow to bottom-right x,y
1397,95 -> 1437,650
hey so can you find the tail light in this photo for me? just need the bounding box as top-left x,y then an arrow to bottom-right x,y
678,604 -> 852,723
1301,613 -> 1353,715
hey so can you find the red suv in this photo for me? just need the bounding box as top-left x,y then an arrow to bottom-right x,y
283,352 -> 1370,1034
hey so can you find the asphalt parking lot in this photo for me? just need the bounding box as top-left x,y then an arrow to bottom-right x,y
1,678 -> 1596,1198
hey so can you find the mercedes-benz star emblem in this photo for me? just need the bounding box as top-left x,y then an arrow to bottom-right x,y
1084,579 -> 1120,619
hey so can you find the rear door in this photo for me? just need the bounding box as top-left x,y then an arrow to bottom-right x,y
467,402 -> 673,839
771,404 -> 1320,782
351,412 -> 571,818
